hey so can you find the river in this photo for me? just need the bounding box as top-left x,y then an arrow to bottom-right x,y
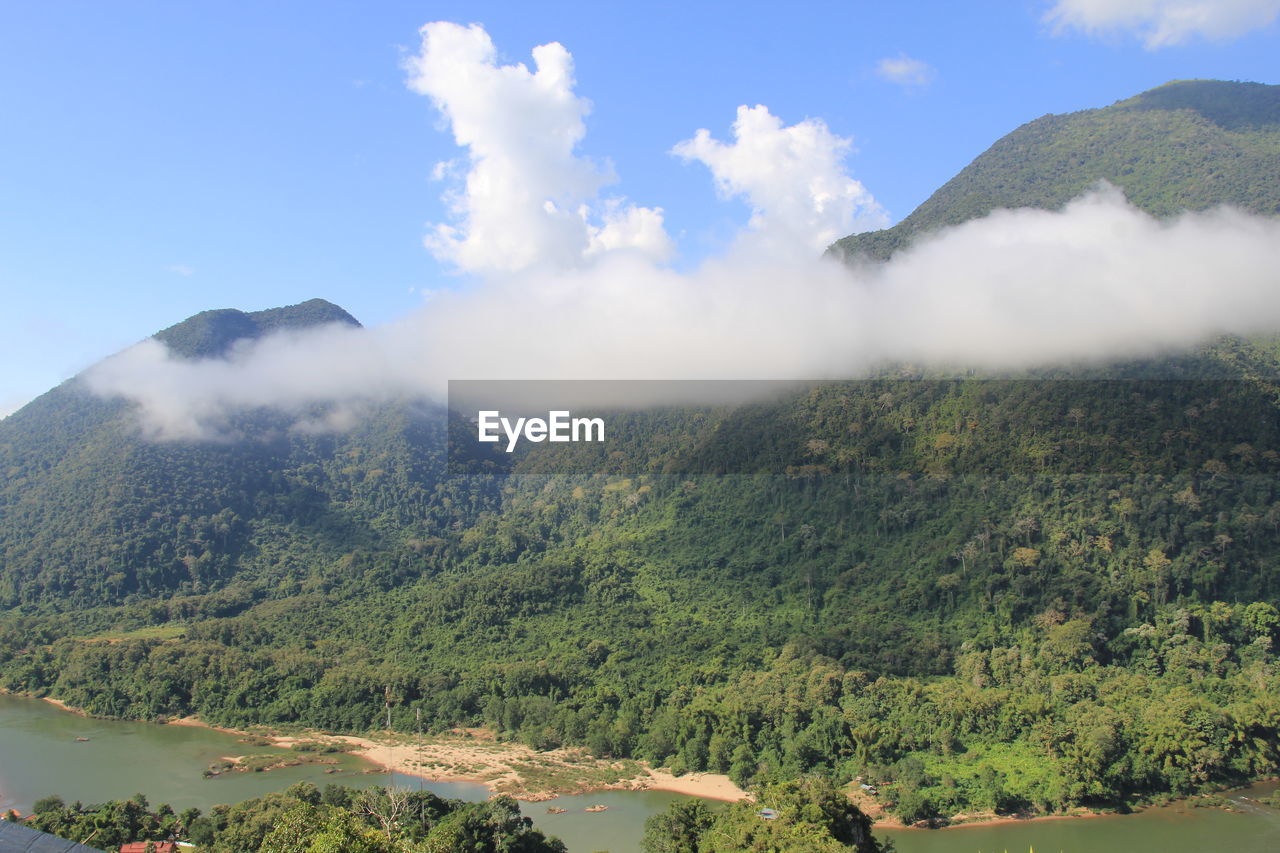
2,693 -> 1278,852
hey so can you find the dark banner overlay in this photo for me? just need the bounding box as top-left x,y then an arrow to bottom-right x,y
446,379 -> 1280,478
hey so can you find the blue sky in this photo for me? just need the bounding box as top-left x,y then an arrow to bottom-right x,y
2,1 -> 1278,416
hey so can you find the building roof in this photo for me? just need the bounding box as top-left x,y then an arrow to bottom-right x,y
0,821 -> 106,853
119,845 -> 176,853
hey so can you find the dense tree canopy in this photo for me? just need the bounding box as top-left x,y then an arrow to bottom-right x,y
4,368 -> 1280,822
17,784 -> 566,853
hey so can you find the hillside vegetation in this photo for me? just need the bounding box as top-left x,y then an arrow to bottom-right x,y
4,83 -> 1280,826
4,362 -> 1280,822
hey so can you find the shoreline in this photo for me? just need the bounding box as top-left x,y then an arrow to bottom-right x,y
870,780 -> 1279,831
39,696 -> 81,715
166,714 -> 751,804
6,692 -> 1273,831
875,807 -> 1105,832
167,714 -> 256,738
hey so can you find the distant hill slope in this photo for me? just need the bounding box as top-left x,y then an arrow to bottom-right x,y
829,79 -> 1280,262
0,298 -> 439,610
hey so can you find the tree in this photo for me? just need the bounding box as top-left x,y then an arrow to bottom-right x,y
641,800 -> 714,853
643,777 -> 886,853
259,804 -> 390,853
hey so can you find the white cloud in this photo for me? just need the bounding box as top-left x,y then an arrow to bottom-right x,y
87,185 -> 1280,439
1046,0 -> 1280,48
404,21 -> 671,272
672,105 -> 888,259
166,264 -> 195,277
86,322 -> 416,440
584,200 -> 673,259
863,185 -> 1280,365
874,54 -> 936,88
79,23 -> 1280,440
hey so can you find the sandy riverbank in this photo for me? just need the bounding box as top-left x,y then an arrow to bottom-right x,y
334,731 -> 751,802
168,714 -> 256,737
39,696 -> 79,714
635,770 -> 750,801
165,714 -> 749,803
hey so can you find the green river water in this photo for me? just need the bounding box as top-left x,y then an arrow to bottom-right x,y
2,693 -> 1278,852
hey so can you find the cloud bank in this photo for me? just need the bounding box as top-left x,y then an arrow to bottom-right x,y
83,22 -> 1280,440
1046,0 -> 1280,48
87,185 -> 1280,440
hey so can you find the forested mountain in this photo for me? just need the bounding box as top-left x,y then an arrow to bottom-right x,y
0,298 -> 394,609
828,79 -> 1280,262
3,82 -> 1280,827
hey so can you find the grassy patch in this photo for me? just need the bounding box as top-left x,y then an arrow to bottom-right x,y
84,623 -> 189,642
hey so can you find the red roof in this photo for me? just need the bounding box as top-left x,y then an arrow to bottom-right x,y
120,843 -> 177,853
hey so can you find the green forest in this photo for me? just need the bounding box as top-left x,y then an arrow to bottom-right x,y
3,79 -> 1280,832
3,364 -> 1280,824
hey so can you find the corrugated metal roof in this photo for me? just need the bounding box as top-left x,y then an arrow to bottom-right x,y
0,821 -> 106,853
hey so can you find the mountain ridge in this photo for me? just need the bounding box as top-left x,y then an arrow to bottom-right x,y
829,79 -> 1280,262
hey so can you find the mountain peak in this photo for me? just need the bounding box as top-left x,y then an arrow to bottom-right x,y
829,78 -> 1280,263
153,298 -> 361,359
1118,79 -> 1280,132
